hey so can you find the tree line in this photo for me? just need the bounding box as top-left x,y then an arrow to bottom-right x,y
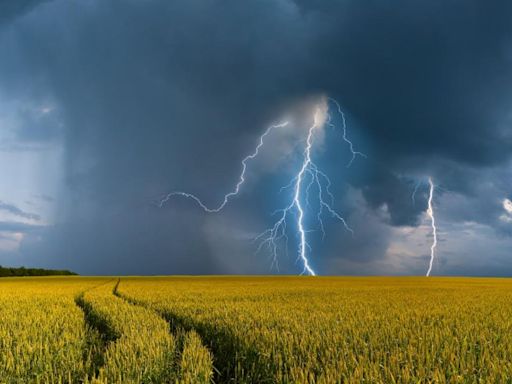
0,266 -> 77,277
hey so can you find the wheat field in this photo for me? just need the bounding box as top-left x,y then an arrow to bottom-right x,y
0,276 -> 511,383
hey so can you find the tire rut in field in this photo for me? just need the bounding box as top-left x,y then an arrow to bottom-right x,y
111,283 -> 199,381
114,282 -> 273,384
74,279 -> 119,378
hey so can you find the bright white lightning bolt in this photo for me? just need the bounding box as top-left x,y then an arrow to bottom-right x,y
256,109 -> 323,275
256,99 -> 363,275
426,176 -> 437,277
158,121 -> 289,211
159,97 -> 364,275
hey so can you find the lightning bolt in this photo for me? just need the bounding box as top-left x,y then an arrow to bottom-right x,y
160,97 -> 364,275
426,176 -> 437,277
327,97 -> 367,167
411,180 -> 421,205
256,99 -> 363,275
158,121 -> 289,211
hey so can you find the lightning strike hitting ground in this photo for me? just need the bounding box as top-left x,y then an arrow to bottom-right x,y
426,177 -> 437,277
158,121 -> 289,211
160,98 -> 364,275
255,99 -> 363,275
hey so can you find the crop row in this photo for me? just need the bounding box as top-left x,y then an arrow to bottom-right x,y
117,276 -> 512,383
79,280 -> 213,383
0,277 -> 213,383
0,277 -> 105,383
4,276 -> 512,383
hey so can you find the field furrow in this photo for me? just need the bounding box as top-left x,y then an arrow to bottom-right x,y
113,281 -> 214,383
118,287 -> 270,383
117,276 -> 512,384
74,280 -> 119,379
0,277 -> 108,383
78,280 -> 176,383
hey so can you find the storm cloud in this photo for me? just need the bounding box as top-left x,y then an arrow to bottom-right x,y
0,0 -> 511,275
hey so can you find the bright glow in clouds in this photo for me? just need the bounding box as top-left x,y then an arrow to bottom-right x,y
426,177 -> 437,276
504,199 -> 512,214
159,97 -> 365,275
500,198 -> 512,223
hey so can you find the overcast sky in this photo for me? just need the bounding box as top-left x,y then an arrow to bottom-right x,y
0,0 -> 511,275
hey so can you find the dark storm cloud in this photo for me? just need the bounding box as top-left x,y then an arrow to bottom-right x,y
0,0 -> 47,26
351,163 -> 427,226
324,197 -> 392,265
0,201 -> 40,221
314,1 -> 512,165
0,0 -> 511,274
298,0 -> 512,228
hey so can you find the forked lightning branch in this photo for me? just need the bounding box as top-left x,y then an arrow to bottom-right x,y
158,97 -> 364,275
159,97 -> 440,276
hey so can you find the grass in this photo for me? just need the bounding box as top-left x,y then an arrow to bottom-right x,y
1,276 -> 511,383
118,276 -> 512,383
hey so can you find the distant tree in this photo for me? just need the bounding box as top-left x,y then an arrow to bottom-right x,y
0,265 -> 77,277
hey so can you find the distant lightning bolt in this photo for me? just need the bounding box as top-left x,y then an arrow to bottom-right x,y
158,121 -> 289,211
411,180 -> 421,205
426,176 -> 437,277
